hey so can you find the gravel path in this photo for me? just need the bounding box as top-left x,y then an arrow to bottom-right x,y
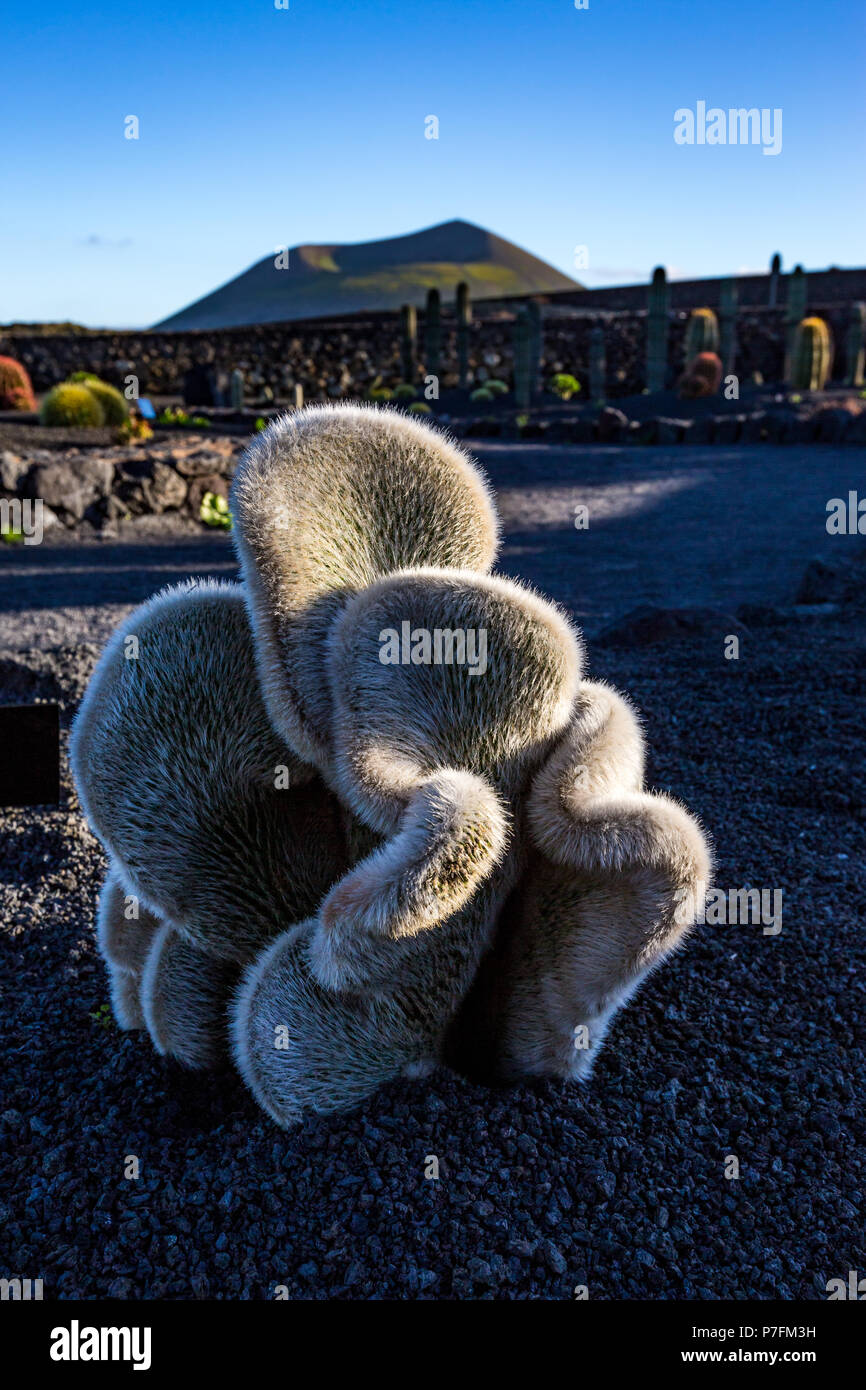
1,443 -> 863,1300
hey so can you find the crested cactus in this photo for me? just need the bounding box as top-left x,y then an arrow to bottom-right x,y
456,281 -> 471,389
718,280 -> 738,378
589,323 -> 606,401
230,369 -> 245,411
769,252 -> 782,308
646,266 -> 669,393
69,404 -> 710,1127
424,288 -> 441,381
684,307 -> 720,365
845,303 -> 866,388
0,356 -> 37,412
513,307 -> 532,410
400,304 -> 417,383
789,316 -> 833,391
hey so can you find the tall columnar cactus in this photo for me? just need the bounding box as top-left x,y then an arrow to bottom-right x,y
784,265 -> 808,379
456,281 -> 471,389
424,288 -> 441,381
769,252 -> 782,308
845,302 -> 866,388
527,301 -> 543,398
400,304 -> 418,384
230,369 -> 245,411
646,266 -> 669,393
718,280 -> 738,378
513,308 -> 532,410
789,316 -> 833,391
589,323 -> 606,401
684,307 -> 720,364
787,265 -> 808,324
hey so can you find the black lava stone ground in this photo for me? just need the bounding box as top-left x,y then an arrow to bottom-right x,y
1,604 -> 863,1299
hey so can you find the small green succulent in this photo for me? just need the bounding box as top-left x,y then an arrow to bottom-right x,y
200,492 -> 232,530
549,373 -> 581,401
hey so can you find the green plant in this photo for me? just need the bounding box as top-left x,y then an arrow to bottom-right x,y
116,416 -> 153,443
190,415 -> 211,428
1,522 -> 24,544
41,382 -> 105,427
200,492 -> 232,529
407,401 -> 432,414
158,407 -> 190,425
89,1002 -> 114,1030
0,355 -> 37,411
790,316 -> 832,391
549,373 -> 581,401
684,307 -> 720,364
78,377 -> 129,427
393,383 -> 417,400
255,417 -> 267,432
470,386 -> 494,402
515,413 -> 529,429
367,388 -> 394,402
484,379 -> 509,396
789,393 -> 803,404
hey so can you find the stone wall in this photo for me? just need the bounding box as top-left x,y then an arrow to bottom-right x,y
1,298 -> 860,404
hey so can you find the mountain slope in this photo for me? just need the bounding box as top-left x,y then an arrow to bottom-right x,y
152,220 -> 581,330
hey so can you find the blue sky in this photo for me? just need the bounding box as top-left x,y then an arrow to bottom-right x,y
1,0 -> 863,327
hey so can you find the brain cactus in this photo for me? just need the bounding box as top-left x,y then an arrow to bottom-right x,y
0,356 -> 37,412
678,351 -> 723,399
40,383 -> 106,427
684,308 -> 720,364
790,317 -> 833,391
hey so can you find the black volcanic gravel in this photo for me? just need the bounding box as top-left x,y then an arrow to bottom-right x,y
1,603 -> 864,1300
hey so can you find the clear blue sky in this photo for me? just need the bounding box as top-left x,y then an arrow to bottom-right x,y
1,0 -> 863,327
